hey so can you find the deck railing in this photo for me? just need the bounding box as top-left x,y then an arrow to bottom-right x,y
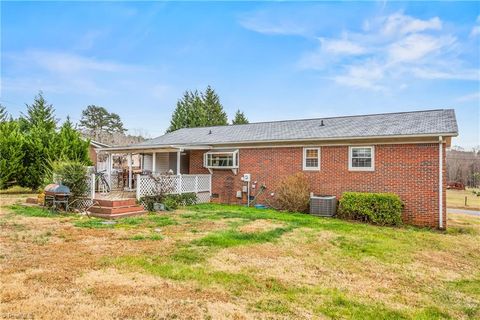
136,174 -> 212,203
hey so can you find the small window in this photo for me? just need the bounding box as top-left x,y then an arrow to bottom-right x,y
204,150 -> 239,169
349,146 -> 374,171
303,147 -> 320,171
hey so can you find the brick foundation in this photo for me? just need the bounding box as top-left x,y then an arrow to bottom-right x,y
189,143 -> 446,229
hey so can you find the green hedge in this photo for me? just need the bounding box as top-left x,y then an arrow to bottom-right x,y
338,192 -> 403,226
140,193 -> 197,211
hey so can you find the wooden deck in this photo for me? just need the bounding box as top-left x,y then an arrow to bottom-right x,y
93,190 -> 136,200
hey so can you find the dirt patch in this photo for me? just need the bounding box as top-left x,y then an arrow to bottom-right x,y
238,219 -> 286,233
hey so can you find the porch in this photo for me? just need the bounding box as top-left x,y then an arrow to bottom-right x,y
94,146 -> 212,202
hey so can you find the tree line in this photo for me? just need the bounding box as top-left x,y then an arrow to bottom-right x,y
0,93 -> 91,190
0,86 -> 248,190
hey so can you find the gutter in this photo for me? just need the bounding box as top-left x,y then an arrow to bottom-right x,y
439,136 -> 444,229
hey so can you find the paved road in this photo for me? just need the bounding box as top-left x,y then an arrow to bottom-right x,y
447,208 -> 480,216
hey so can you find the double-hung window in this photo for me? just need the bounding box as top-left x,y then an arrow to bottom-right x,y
303,147 -> 320,171
349,146 -> 374,171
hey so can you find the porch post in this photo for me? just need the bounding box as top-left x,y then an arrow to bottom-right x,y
152,152 -> 156,173
108,153 -> 113,184
176,150 -> 181,175
128,153 -> 133,190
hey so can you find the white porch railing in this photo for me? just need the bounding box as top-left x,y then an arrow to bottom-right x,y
136,174 -> 212,203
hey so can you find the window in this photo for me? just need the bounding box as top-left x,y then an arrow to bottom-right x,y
349,146 -> 374,171
303,147 -> 320,171
204,150 -> 239,169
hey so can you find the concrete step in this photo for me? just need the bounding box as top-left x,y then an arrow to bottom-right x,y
93,199 -> 137,207
87,210 -> 147,219
88,205 -> 145,215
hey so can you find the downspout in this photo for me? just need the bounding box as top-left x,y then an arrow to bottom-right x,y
439,136 -> 443,229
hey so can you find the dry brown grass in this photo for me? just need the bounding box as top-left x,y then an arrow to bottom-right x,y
447,188 -> 480,210
1,200 -> 479,319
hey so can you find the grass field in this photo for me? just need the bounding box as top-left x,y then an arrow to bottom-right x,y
1,195 -> 479,319
447,188 -> 480,210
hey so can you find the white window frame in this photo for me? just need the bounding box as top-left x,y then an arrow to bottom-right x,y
349,146 -> 375,171
203,150 -> 239,174
303,147 -> 320,171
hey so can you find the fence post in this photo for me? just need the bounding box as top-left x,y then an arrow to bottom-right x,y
136,174 -> 141,200
177,175 -> 182,194
195,176 -> 199,193
90,173 -> 95,200
209,174 -> 212,196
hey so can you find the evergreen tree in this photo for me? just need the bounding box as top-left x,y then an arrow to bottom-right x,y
232,109 -> 249,125
55,117 -> 91,164
19,92 -> 56,132
19,92 -> 57,189
79,105 -> 126,141
202,86 -> 228,126
167,86 -> 227,132
0,104 -> 8,122
0,120 -> 25,189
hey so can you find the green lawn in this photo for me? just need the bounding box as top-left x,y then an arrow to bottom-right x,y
1,202 -> 479,319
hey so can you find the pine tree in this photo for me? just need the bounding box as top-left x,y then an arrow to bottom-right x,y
202,86 -> 227,126
232,109 -> 249,125
19,92 -> 57,189
19,92 -> 56,132
0,104 -> 8,122
79,105 -> 126,141
0,120 -> 25,189
167,86 -> 227,132
55,117 -> 91,164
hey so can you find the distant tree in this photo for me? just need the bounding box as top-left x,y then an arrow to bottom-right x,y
0,104 -> 8,122
232,109 -> 249,125
167,86 -> 228,133
0,120 -> 25,189
19,92 -> 57,189
55,117 -> 91,164
79,105 -> 126,140
202,86 -> 228,126
19,92 -> 56,132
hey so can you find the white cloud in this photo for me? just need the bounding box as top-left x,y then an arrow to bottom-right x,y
455,92 -> 480,103
380,13 -> 442,36
470,15 -> 480,37
294,12 -> 478,90
320,38 -> 367,55
388,34 -> 455,63
239,10 -> 310,36
333,63 -> 386,91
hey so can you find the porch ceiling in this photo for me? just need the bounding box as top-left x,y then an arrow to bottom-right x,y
98,144 -> 212,154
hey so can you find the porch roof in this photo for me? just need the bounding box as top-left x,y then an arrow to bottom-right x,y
98,144 -> 212,153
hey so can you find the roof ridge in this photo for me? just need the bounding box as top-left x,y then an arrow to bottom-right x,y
173,109 -> 450,132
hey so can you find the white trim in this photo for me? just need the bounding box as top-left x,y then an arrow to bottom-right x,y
439,136 -> 443,229
203,149 -> 239,170
303,147 -> 320,171
348,146 -> 375,171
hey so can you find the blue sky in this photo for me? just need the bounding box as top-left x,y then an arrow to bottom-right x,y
1,1 -> 479,147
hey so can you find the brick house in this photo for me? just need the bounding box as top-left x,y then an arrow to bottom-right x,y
100,109 -> 458,228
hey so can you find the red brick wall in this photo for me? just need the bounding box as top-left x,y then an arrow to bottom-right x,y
89,145 -> 97,165
189,143 -> 446,228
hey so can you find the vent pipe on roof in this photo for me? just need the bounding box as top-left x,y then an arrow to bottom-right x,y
208,130 -> 212,134
320,120 -> 325,126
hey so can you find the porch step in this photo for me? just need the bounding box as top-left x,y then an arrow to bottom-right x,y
87,210 -> 147,219
93,198 -> 137,207
87,198 -> 146,218
88,205 -> 145,215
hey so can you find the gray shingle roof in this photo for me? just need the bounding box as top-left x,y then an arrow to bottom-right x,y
135,109 -> 458,147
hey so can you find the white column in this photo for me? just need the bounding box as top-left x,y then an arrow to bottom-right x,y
176,150 -> 181,175
128,153 -> 133,190
152,152 -> 156,173
136,174 -> 141,200
108,153 -> 113,184
90,173 -> 96,200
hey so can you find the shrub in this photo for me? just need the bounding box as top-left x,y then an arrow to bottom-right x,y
140,192 -> 197,211
52,161 -> 88,203
272,173 -> 310,212
338,192 -> 403,226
